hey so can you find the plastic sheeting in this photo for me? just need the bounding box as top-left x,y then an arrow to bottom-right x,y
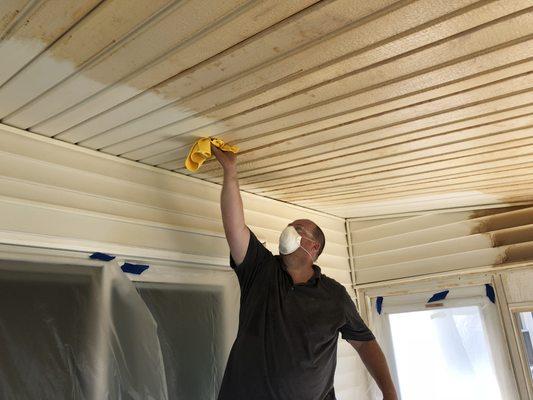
137,283 -> 225,400
367,286 -> 519,400
0,261 -> 96,399
101,261 -> 168,400
0,259 -> 168,400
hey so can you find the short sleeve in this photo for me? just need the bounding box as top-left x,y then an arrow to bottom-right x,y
339,287 -> 375,341
229,227 -> 272,301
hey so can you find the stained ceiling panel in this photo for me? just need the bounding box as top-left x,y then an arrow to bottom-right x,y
0,0 -> 532,218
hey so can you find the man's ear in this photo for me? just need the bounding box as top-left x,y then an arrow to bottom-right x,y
313,241 -> 320,258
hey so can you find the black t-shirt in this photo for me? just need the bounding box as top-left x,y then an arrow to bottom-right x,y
217,228 -> 375,400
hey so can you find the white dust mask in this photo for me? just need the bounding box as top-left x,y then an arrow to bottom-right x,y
278,226 -> 315,260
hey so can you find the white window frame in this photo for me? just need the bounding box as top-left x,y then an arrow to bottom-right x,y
356,270 -> 529,400
507,303 -> 533,399
371,286 -> 505,399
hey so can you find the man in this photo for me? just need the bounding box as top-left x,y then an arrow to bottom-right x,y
212,145 -> 397,400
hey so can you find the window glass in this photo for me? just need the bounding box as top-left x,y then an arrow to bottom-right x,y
389,306 -> 503,400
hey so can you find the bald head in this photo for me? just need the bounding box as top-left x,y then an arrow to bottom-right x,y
289,219 -> 326,260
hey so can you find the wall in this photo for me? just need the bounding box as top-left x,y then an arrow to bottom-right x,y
348,206 -> 533,284
0,123 -> 367,399
349,208 -> 533,399
0,124 -> 350,280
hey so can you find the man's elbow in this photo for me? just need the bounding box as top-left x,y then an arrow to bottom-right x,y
348,338 -> 376,352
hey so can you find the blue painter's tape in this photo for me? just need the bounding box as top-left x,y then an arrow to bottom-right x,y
485,284 -> 496,304
121,262 -> 149,275
90,252 -> 115,261
428,290 -> 449,303
376,296 -> 384,315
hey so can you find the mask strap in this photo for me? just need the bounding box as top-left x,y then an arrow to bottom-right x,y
300,246 -> 315,261
299,237 -> 316,261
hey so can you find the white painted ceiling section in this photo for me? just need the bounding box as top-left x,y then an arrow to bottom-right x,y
0,0 -> 532,218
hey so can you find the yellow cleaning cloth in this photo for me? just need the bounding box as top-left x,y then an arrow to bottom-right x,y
185,137 -> 239,172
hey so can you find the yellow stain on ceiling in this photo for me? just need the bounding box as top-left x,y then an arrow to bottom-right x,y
0,0 -> 532,218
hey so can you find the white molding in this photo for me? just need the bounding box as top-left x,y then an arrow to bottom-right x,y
494,274 -> 533,400
0,230 -> 229,270
508,302 -> 533,312
354,261 -> 533,291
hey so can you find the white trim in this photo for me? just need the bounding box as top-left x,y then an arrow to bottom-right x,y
509,302 -> 533,313
508,302 -> 533,399
381,296 -> 487,314
345,218 -> 356,290
355,261 -> 533,292
0,233 -> 230,270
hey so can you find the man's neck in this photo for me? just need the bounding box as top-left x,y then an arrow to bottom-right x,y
281,253 -> 314,284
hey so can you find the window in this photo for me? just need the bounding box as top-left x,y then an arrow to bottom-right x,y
389,305 -> 502,400
369,285 -> 518,400
0,258 -> 169,399
0,249 -> 238,400
517,311 -> 533,381
0,260 -> 99,399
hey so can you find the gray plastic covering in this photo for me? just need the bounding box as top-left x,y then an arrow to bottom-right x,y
0,259 -> 168,400
137,283 -> 225,400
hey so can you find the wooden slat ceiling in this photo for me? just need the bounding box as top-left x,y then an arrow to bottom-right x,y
1,0 -> 532,218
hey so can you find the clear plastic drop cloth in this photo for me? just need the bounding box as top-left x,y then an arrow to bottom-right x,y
100,261 -> 169,400
136,283 -> 225,400
0,259 -> 168,400
0,260 -> 97,400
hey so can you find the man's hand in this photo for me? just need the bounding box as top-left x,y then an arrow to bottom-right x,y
212,144 -> 237,171
348,339 -> 398,400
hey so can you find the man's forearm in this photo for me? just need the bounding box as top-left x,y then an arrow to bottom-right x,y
220,167 -> 246,237
357,340 -> 397,399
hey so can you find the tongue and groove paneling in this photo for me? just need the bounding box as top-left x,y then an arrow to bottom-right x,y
0,0 -> 532,218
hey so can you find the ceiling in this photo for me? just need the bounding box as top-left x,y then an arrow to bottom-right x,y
1,0 -> 532,218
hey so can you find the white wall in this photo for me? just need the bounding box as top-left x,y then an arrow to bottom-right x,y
0,124 -> 368,399
0,124 -> 350,280
348,206 -> 533,284
349,209 -> 533,399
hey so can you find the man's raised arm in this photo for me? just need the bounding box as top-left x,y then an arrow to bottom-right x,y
212,145 -> 250,266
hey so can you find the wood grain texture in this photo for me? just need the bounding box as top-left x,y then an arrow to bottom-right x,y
0,0 -> 532,218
